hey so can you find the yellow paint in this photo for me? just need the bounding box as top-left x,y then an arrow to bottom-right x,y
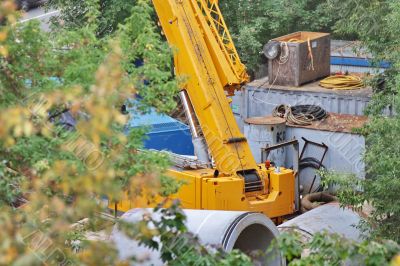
110,0 -> 296,220
114,166 -> 295,219
392,255 -> 400,266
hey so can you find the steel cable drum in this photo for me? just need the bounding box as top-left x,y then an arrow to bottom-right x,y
111,209 -> 285,266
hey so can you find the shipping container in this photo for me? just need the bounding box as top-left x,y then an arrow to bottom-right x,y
125,110 -> 194,155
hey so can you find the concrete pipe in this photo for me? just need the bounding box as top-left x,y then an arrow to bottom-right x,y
278,203 -> 363,242
111,209 -> 284,266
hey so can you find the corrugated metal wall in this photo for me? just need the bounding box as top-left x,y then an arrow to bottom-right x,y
232,84 -> 368,180
243,85 -> 371,118
286,127 -> 365,178
230,90 -> 244,130
228,39 -> 390,181
331,65 -> 385,74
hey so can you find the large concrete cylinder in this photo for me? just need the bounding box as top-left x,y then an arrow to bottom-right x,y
111,209 -> 284,266
244,116 -> 286,165
278,203 -> 363,242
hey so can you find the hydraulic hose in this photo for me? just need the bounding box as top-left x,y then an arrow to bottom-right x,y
319,75 -> 364,90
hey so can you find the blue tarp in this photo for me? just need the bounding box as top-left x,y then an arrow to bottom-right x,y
125,109 -> 195,156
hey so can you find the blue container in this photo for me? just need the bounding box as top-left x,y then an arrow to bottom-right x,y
330,57 -> 390,68
125,110 -> 195,156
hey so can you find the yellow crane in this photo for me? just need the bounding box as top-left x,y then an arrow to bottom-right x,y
113,0 -> 296,221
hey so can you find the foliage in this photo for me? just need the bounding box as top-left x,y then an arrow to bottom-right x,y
219,0 -> 337,75
323,116 -> 400,242
0,20 -> 61,106
275,231 -> 400,266
0,0 -> 254,265
222,0 -> 400,244
0,161 -> 25,206
220,0 -> 400,251
47,0 -> 178,113
324,0 -> 400,116
315,0 -> 400,243
319,171 -> 365,210
46,0 -> 138,37
0,0 -> 177,264
1,0 -> 400,264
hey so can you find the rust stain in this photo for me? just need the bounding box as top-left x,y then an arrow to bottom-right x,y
287,113 -> 368,133
245,115 -> 286,125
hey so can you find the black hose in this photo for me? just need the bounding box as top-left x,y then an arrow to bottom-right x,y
291,105 -> 328,121
273,104 -> 328,125
299,157 -> 325,194
299,157 -> 325,170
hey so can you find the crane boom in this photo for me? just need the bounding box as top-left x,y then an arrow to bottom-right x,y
153,0 -> 256,176
194,0 -> 249,93
112,0 -> 296,220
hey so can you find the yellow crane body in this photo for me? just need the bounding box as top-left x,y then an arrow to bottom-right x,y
116,167 -> 295,219
112,0 -> 296,220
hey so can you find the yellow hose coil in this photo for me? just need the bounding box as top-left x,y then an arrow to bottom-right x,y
287,38 -> 302,43
319,75 -> 364,90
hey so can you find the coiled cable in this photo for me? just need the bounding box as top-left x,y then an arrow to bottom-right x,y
273,104 -> 328,126
319,75 -> 364,90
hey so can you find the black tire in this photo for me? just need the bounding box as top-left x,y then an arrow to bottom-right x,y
300,192 -> 338,213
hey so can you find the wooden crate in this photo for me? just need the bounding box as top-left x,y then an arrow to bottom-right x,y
268,32 -> 331,87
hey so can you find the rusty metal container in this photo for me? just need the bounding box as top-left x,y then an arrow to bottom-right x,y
268,31 -> 331,87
